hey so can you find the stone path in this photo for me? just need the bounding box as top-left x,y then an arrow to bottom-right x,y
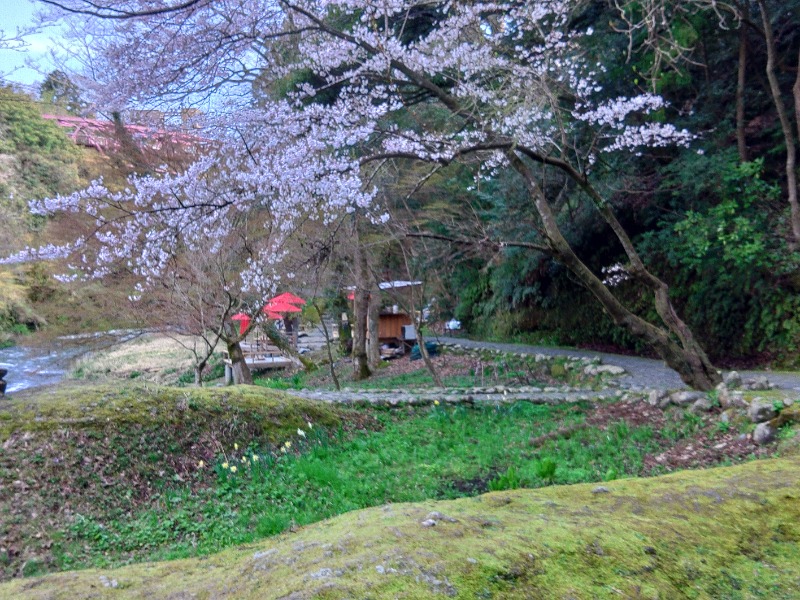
290,386 -> 622,406
288,336 -> 800,406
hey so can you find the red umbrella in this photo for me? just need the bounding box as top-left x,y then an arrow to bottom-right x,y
263,301 -> 302,314
231,312 -> 251,335
264,310 -> 283,320
270,292 -> 306,306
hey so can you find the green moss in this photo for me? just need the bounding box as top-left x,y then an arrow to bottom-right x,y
0,383 -> 340,440
3,458 -> 799,599
0,383 -> 347,581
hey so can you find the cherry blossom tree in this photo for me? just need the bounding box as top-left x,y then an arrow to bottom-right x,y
22,0 -> 723,388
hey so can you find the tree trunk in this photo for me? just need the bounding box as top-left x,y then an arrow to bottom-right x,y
193,359 -> 207,387
506,150 -> 720,391
794,45 -> 800,142
226,339 -> 253,385
758,0 -> 800,243
352,223 -> 371,380
263,321 -> 309,370
367,279 -> 382,368
415,320 -> 443,388
313,300 -> 341,391
736,4 -> 749,162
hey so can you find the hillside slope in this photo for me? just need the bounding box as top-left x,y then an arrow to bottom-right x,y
3,457 -> 799,599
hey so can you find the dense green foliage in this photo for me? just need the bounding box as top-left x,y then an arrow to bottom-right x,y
0,86 -> 82,340
0,85 -> 78,203
425,1 -> 800,366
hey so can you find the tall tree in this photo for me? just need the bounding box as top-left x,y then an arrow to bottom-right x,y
25,0 -> 726,388
40,70 -> 89,116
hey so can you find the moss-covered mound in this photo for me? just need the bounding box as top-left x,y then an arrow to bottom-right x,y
0,383 -> 341,439
0,384 -> 343,578
2,458 -> 798,599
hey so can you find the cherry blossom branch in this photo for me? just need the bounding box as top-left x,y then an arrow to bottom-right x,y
37,0 -> 210,19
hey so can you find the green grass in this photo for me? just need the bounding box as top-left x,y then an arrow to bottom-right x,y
53,401 -> 669,572
0,384 -> 344,580
4,383 -> 794,586
4,458 -> 800,599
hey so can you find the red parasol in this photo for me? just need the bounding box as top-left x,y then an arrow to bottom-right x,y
231,312 -> 251,335
262,301 -> 302,315
270,292 -> 306,306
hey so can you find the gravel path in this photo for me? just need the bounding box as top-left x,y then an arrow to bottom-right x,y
433,336 -> 800,392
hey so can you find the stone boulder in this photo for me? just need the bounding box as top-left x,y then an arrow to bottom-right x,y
715,383 -> 731,408
690,397 -> 715,414
670,391 -> 704,406
646,390 -> 670,408
719,408 -> 748,429
743,376 -> 773,391
583,364 -> 626,377
748,399 -> 778,423
753,422 -> 776,445
722,371 -> 742,389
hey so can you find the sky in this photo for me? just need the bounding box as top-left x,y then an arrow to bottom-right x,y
0,0 -> 62,87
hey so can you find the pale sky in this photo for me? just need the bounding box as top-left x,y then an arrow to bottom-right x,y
0,0 -> 62,87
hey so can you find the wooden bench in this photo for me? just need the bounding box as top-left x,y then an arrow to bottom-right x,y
222,343 -> 293,381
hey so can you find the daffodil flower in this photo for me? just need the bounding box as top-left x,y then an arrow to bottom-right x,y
434,400 -> 440,406
252,455 -> 259,462
197,460 -> 205,468
307,421 -> 313,429
280,446 -> 287,454
222,462 -> 229,469
234,443 -> 239,451
230,466 -> 237,473
285,441 -> 292,448
297,428 -> 306,437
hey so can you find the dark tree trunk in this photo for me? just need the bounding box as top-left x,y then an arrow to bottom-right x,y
736,4 -> 749,162
194,359 -> 207,386
367,280 -> 382,368
352,224 -> 371,380
794,45 -> 800,142
415,325 -> 443,388
758,0 -> 800,243
313,300 -> 341,391
226,339 -> 253,385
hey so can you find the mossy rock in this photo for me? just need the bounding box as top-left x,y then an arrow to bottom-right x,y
770,404 -> 800,429
0,383 -> 340,440
3,458 -> 799,599
549,362 -> 567,378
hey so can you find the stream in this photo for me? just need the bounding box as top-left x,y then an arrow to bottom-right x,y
0,330 -> 143,394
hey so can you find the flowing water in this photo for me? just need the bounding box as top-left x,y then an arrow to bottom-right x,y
0,330 -> 142,394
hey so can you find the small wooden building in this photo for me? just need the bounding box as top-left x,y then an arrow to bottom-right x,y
378,311 -> 413,343
348,280 -> 421,357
